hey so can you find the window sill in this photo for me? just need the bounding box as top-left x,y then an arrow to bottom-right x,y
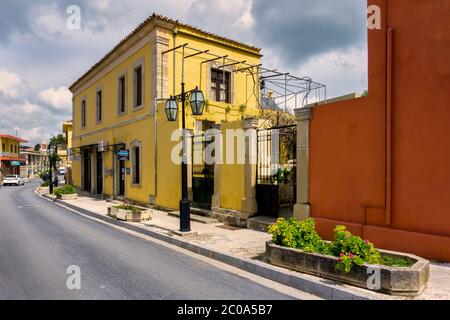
117,111 -> 128,117
132,105 -> 144,112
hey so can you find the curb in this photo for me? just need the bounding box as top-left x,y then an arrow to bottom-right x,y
35,189 -> 384,300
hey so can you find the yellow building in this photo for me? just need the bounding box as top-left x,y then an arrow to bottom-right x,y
57,120 -> 73,169
0,134 -> 28,179
69,14 -> 268,225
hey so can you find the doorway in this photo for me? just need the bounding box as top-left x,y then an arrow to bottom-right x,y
96,151 -> 103,195
119,159 -> 125,196
83,150 -> 91,192
191,132 -> 214,209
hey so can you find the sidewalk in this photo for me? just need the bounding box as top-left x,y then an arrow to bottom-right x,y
38,191 -> 449,300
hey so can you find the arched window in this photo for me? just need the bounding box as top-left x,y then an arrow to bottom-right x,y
131,141 -> 142,185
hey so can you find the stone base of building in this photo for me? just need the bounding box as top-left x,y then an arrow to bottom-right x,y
211,207 -> 255,227
293,203 -> 311,220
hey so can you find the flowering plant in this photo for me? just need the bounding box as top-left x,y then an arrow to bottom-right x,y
331,225 -> 381,273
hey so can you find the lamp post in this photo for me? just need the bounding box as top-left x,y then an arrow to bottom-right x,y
165,85 -> 205,232
48,146 -> 55,194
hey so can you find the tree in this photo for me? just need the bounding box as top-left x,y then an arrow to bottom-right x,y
34,144 -> 41,151
49,134 -> 67,147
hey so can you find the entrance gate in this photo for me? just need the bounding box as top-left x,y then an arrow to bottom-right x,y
191,133 -> 215,209
256,125 -> 297,217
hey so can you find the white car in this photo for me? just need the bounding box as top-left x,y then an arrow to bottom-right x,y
2,174 -> 25,186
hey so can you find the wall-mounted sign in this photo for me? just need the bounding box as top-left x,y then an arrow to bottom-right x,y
117,149 -> 129,161
98,140 -> 108,152
10,161 -> 21,166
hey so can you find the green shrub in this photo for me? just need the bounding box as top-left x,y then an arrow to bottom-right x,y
268,218 -> 329,254
53,185 -> 76,196
40,181 -> 49,187
114,204 -> 141,212
268,218 -> 385,273
330,225 -> 381,273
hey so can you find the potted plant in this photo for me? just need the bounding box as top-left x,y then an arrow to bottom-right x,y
39,181 -> 50,194
266,218 -> 429,296
108,201 -> 152,222
53,185 -> 78,200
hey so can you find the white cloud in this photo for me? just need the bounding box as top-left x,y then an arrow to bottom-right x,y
0,69 -> 24,98
187,0 -> 255,41
37,86 -> 72,110
297,46 -> 368,99
21,100 -> 43,114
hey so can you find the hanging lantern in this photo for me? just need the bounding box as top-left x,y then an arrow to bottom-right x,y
189,87 -> 205,116
165,97 -> 178,121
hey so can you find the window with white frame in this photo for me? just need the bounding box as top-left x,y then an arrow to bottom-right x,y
96,90 -> 103,123
211,68 -> 231,103
81,99 -> 87,128
131,141 -> 142,185
133,64 -> 143,108
118,74 -> 127,114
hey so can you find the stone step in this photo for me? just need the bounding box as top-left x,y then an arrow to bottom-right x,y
190,207 -> 213,217
168,211 -> 219,224
247,216 -> 277,233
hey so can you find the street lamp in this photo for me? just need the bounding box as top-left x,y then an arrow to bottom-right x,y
48,146 -> 55,194
165,85 -> 205,232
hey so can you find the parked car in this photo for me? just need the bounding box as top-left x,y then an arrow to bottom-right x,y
58,167 -> 66,175
2,174 -> 25,186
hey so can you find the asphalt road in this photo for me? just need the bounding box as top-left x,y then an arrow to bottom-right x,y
0,182 -> 295,300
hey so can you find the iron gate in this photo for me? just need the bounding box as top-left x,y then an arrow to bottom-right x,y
256,125 -> 297,217
191,133 -> 215,209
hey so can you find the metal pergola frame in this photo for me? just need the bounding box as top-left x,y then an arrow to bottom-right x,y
161,44 -> 327,114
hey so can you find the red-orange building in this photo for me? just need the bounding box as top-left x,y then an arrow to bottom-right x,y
0,134 -> 28,177
306,0 -> 450,262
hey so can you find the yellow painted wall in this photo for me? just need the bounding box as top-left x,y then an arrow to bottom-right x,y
0,137 -> 21,157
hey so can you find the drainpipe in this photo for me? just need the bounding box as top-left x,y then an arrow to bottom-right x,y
362,27 -> 394,227
385,27 -> 393,225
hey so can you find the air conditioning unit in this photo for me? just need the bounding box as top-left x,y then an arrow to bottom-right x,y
98,140 -> 108,152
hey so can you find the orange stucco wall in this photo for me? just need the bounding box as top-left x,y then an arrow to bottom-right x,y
309,0 -> 450,261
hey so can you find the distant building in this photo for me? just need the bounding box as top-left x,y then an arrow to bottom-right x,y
19,148 -> 48,178
0,134 -> 28,179
58,120 -> 73,169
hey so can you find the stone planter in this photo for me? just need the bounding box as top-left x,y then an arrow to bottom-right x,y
108,206 -> 152,222
39,186 -> 50,195
56,193 -> 78,200
266,241 -> 429,296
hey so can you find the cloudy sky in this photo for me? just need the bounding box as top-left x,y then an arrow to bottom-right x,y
0,0 -> 367,145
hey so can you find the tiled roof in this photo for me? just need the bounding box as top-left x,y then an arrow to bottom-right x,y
0,134 -> 28,143
69,13 -> 261,92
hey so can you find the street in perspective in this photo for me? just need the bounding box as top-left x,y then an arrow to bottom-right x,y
0,0 -> 449,311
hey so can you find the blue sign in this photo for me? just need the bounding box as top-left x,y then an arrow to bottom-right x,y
11,161 -> 21,166
117,149 -> 129,160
